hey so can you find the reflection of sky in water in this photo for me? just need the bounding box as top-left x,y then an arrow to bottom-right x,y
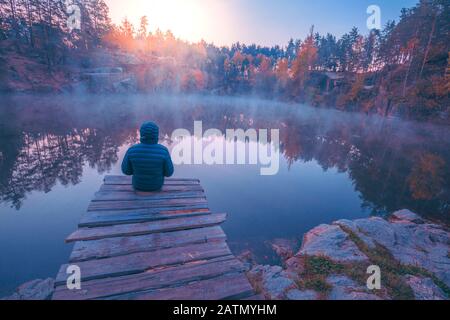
0,95 -> 449,296
166,134 -> 280,176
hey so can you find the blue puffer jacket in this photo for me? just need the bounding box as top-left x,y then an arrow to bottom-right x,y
121,122 -> 174,191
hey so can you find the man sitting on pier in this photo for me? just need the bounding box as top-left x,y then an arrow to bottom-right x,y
121,122 -> 174,191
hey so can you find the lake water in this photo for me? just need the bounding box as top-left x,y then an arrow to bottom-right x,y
0,94 -> 449,297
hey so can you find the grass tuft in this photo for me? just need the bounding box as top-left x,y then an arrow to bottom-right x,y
304,256 -> 345,276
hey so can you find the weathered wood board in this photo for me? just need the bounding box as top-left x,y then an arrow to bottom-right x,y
79,206 -> 211,227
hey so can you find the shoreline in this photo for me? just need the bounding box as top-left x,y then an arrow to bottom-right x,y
244,209 -> 450,300
3,209 -> 449,300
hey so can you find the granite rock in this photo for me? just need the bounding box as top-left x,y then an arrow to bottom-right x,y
404,275 -> 448,300
2,278 -> 54,300
247,265 -> 296,300
327,275 -> 381,300
298,224 -> 369,263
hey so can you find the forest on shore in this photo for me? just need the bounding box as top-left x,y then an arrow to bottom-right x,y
0,0 -> 449,121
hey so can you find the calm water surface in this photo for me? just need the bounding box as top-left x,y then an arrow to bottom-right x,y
0,94 -> 449,296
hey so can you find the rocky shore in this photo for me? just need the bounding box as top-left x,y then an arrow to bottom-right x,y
245,210 -> 450,300
1,278 -> 54,300
3,210 -> 449,300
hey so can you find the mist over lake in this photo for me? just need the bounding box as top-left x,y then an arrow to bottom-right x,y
0,93 -> 449,297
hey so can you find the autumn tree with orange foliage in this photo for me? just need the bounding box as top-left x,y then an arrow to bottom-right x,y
291,27 -> 318,97
275,58 -> 290,87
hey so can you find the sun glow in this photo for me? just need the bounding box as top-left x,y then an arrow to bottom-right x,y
105,0 -> 231,44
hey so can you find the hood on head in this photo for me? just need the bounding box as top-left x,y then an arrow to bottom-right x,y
140,122 -> 159,144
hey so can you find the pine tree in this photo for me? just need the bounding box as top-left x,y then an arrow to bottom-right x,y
137,15 -> 148,39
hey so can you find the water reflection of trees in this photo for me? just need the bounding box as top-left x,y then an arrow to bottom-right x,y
0,95 -> 448,222
0,97 -> 138,209
278,114 -> 449,222
0,129 -> 137,209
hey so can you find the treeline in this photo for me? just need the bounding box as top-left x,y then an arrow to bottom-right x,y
0,0 -> 110,66
0,0 -> 449,120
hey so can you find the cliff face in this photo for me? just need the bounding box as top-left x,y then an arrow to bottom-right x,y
0,52 -> 69,93
0,45 -> 138,94
246,210 -> 450,300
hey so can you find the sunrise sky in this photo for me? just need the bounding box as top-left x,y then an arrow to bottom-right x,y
104,0 -> 419,46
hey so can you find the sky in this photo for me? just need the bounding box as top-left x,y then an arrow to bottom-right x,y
104,0 -> 419,47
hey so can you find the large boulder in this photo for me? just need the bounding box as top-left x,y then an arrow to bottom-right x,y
112,78 -> 137,93
335,210 -> 450,287
298,224 -> 369,263
267,238 -> 299,261
2,278 -> 54,300
247,265 -> 297,300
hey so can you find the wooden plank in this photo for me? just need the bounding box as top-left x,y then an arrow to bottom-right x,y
106,272 -> 254,300
99,184 -> 204,193
55,241 -> 231,285
67,213 -> 227,242
92,191 -> 205,202
104,180 -> 201,186
79,207 -> 211,228
104,176 -> 200,186
70,226 -> 227,262
85,204 -> 210,216
105,176 -> 200,182
53,256 -> 244,300
88,197 -> 207,212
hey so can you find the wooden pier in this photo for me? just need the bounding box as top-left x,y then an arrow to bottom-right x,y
52,176 -> 259,300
